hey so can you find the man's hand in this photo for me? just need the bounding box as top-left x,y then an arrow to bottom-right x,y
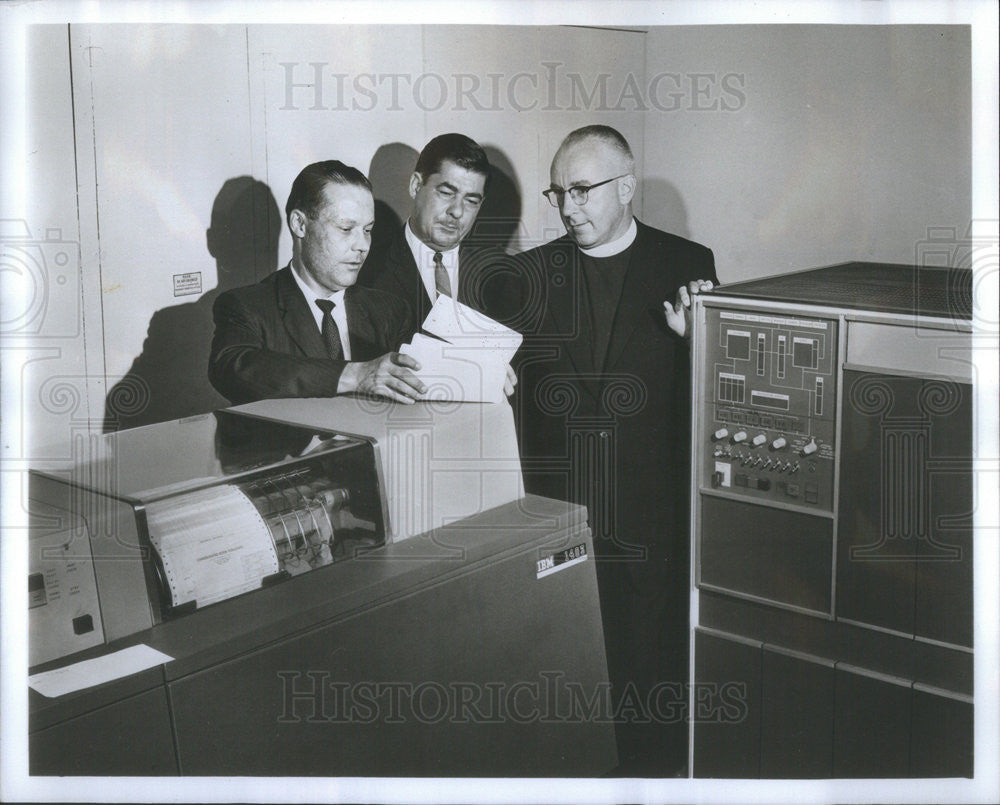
337,352 -> 426,403
504,363 -> 517,397
663,279 -> 714,338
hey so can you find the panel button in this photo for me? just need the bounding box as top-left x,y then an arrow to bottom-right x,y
28,572 -> 47,608
72,614 -> 95,635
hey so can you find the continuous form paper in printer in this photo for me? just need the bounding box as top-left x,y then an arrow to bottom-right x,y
399,296 -> 522,403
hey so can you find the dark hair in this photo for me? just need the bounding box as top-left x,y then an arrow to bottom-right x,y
285,160 -> 372,227
414,133 -> 491,184
560,125 -> 635,168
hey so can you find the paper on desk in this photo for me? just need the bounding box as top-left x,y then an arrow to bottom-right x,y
422,295 -> 522,364
400,333 -> 508,403
29,644 -> 174,698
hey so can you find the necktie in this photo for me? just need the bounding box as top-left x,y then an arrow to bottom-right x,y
433,251 -> 452,299
314,299 -> 343,360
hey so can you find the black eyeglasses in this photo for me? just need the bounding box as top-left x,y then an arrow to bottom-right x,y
542,174 -> 631,207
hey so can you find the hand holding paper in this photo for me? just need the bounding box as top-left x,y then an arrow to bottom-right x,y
398,296 -> 523,403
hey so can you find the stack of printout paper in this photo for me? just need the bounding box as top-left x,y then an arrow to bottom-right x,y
399,296 -> 522,403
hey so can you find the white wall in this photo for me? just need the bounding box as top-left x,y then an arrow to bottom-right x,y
640,25 -> 971,282
19,24 -> 972,458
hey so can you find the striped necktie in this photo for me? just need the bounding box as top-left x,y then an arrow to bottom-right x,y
314,298 -> 343,360
434,251 -> 452,299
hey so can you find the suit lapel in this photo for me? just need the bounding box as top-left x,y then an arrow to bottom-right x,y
604,224 -> 659,372
545,240 -> 600,394
276,265 -> 328,359
456,242 -> 476,308
388,228 -> 432,322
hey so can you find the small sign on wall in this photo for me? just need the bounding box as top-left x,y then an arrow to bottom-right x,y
173,272 -> 202,297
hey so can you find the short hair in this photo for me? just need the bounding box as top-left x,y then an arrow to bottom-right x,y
414,133 -> 491,184
559,125 -> 635,171
285,160 -> 372,227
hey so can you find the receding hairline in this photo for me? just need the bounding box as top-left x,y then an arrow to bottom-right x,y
553,130 -> 635,174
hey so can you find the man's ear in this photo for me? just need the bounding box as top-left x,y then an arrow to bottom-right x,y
618,174 -> 637,205
288,209 -> 308,238
408,172 -> 424,200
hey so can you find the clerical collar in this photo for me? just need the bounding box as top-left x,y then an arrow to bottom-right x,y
579,218 -> 637,258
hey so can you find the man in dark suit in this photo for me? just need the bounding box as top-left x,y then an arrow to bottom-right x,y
209,160 -> 427,406
358,133 -> 516,334
513,125 -> 717,776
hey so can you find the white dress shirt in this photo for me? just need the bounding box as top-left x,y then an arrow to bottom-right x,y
289,262 -> 351,359
405,221 -> 460,302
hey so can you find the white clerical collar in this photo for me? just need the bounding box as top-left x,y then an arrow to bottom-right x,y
404,221 -> 459,269
579,218 -> 638,258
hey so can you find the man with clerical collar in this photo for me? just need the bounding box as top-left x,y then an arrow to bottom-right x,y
513,124 -> 718,776
209,160 -> 426,406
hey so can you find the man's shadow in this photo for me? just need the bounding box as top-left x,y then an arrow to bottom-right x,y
104,177 -> 281,432
366,142 -> 419,269
472,145 -> 523,253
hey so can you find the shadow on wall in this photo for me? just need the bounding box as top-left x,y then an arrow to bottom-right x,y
104,176 -> 281,432
473,145 -> 523,253
367,142 -> 419,264
641,178 -> 691,241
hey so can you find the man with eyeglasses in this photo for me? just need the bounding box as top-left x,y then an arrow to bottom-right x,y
513,125 -> 717,776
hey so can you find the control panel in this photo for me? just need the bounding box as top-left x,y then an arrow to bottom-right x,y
700,307 -> 838,511
29,502 -> 106,667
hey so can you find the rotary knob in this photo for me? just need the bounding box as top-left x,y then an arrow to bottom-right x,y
732,431 -> 748,444
752,433 -> 767,447
771,436 -> 787,450
802,439 -> 818,456
713,428 -> 729,441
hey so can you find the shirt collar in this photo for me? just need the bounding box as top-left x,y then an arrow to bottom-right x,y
579,218 -> 638,258
289,261 -> 346,305
405,220 -> 459,269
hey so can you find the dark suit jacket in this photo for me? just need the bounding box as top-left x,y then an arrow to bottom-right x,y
514,220 -> 718,592
209,265 -> 413,405
358,225 -> 519,339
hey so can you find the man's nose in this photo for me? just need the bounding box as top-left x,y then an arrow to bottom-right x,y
558,191 -> 579,216
446,197 -> 464,218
